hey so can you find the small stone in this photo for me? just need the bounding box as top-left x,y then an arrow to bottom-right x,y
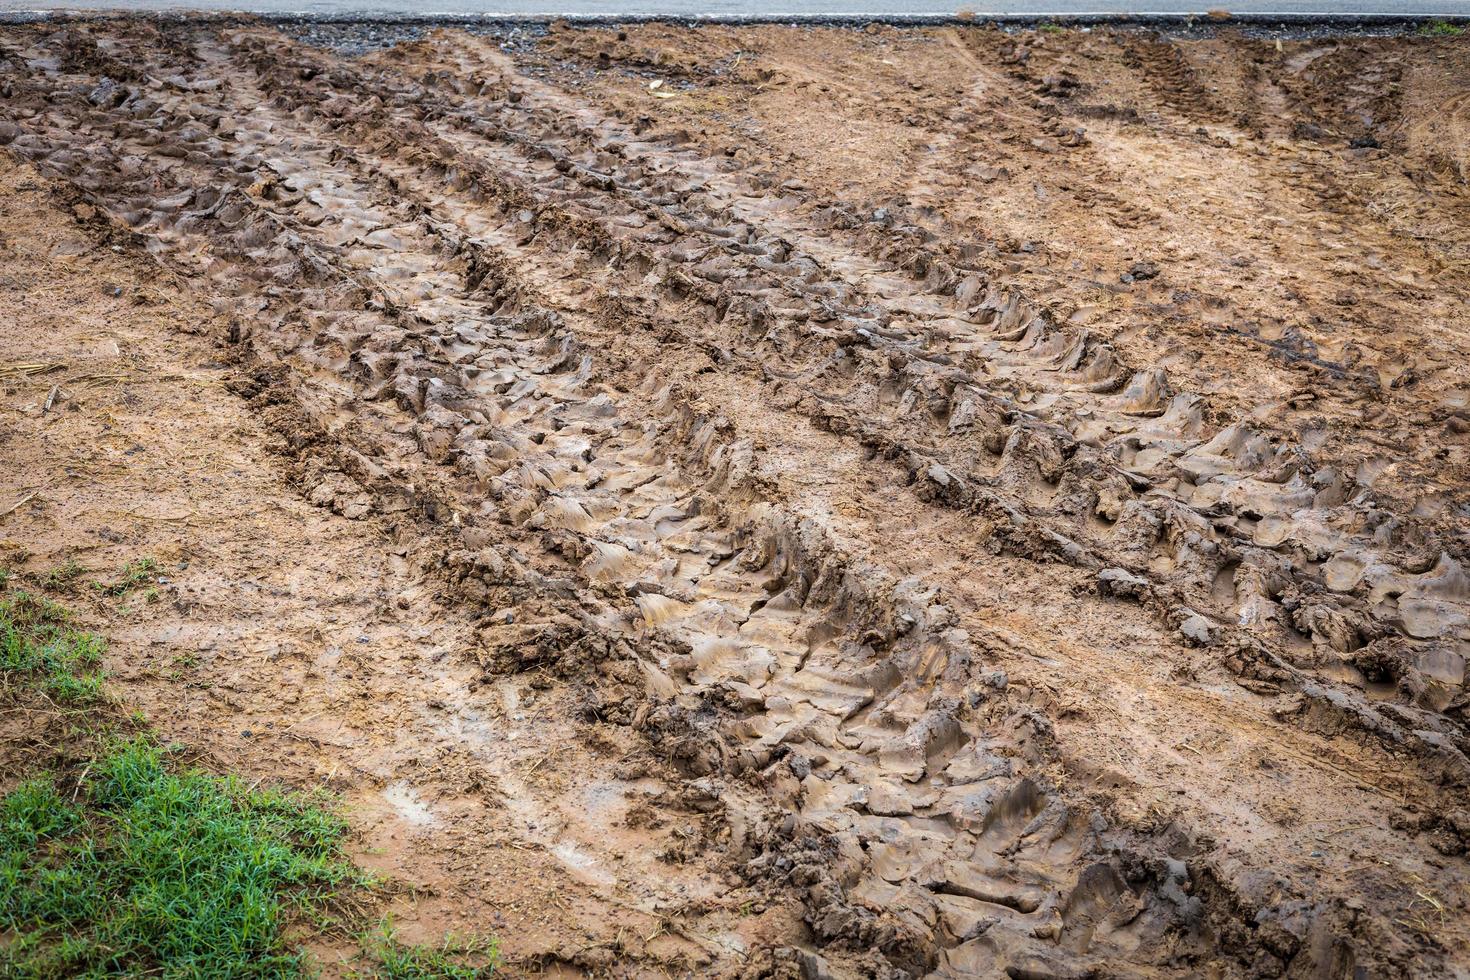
1180,613 -> 1218,646
1098,567 -> 1149,599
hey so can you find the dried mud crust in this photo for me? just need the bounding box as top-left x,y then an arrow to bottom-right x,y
1,18 -> 1468,979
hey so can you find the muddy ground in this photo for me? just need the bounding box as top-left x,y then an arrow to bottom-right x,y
1,16 -> 1469,979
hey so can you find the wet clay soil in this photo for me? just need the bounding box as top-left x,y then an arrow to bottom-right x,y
2,18 -> 1469,979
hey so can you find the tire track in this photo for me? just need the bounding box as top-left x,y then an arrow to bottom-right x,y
2,20 -> 1468,979
218,24 -> 1468,772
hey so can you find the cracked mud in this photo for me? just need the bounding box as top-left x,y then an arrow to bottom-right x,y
2,17 -> 1469,979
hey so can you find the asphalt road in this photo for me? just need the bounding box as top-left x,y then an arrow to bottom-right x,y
0,0 -> 1466,18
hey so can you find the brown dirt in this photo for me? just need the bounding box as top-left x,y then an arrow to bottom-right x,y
1,17 -> 1468,979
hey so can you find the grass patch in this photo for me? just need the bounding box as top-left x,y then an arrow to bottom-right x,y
0,592 -> 107,705
91,557 -> 160,599
28,555 -> 160,603
42,559 -> 85,591
1,739 -> 364,978
1419,19 -> 1465,36
0,582 -> 499,978
358,924 -> 498,980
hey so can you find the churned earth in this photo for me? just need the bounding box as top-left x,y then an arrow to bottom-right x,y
1,16 -> 1468,979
